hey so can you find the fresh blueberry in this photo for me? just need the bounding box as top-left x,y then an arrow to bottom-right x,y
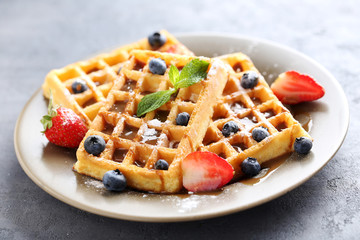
222,121 -> 239,137
154,159 -> 169,170
294,137 -> 313,154
241,71 -> 259,89
84,135 -> 106,156
175,112 -> 190,126
241,157 -> 261,177
103,169 -> 127,192
149,58 -> 167,75
71,79 -> 88,94
252,126 -> 270,142
148,32 -> 167,48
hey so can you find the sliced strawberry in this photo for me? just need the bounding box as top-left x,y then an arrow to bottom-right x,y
182,151 -> 234,192
270,71 -> 325,104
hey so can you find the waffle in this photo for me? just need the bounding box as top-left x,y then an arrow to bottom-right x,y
42,30 -> 194,127
74,50 -> 229,193
198,52 -> 311,179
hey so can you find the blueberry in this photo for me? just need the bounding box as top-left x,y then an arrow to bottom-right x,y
252,126 -> 270,142
154,159 -> 169,170
103,169 -> 127,192
149,58 -> 167,75
241,71 -> 259,89
148,32 -> 167,48
176,112 -> 190,126
241,157 -> 261,177
84,135 -> 106,156
222,121 -> 239,137
71,79 -> 88,94
294,137 -> 313,154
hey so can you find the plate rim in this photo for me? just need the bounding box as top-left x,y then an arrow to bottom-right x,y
14,33 -> 350,222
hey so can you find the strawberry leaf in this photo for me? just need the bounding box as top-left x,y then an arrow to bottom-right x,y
40,91 -> 58,133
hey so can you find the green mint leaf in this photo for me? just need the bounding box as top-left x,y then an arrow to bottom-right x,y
136,89 -> 176,117
174,59 -> 209,89
168,65 -> 179,87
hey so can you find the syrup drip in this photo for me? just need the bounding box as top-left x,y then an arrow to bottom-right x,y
275,122 -> 288,132
169,140 -> 180,149
101,123 -> 114,135
134,158 -> 146,168
251,96 -> 262,106
288,104 -> 313,132
86,66 -> 101,74
113,148 -> 128,163
232,63 -> 243,73
82,97 -> 97,108
240,152 -> 291,186
109,100 -> 128,113
232,142 -> 247,152
120,124 -> 138,140
141,91 -> 153,96
133,61 -> 145,71
121,79 -> 136,92
154,110 -> 169,122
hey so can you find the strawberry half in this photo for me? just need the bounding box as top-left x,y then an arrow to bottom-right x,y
41,94 -> 88,148
182,151 -> 234,192
270,71 -> 325,104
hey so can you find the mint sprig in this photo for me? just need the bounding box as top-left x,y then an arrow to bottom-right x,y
174,59 -> 210,89
136,89 -> 177,117
136,59 -> 209,117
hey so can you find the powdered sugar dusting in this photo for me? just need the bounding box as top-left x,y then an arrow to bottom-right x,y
84,178 -> 105,189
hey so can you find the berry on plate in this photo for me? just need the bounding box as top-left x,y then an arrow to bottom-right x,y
182,151 -> 234,192
40,94 -> 88,148
294,137 -> 313,154
241,157 -> 261,177
270,71 -> 325,104
103,169 -> 127,192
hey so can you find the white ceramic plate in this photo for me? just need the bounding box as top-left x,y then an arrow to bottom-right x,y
14,34 -> 349,222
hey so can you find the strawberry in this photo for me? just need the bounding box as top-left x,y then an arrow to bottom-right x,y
41,94 -> 88,148
270,71 -> 325,104
182,151 -> 234,192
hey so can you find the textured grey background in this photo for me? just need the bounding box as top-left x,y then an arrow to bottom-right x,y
1,0 -> 359,239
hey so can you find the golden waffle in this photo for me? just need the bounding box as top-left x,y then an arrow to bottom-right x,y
42,30 -> 194,126
198,52 -> 311,179
74,50 -> 229,193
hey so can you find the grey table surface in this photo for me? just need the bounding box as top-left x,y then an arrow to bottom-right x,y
1,0 -> 359,239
